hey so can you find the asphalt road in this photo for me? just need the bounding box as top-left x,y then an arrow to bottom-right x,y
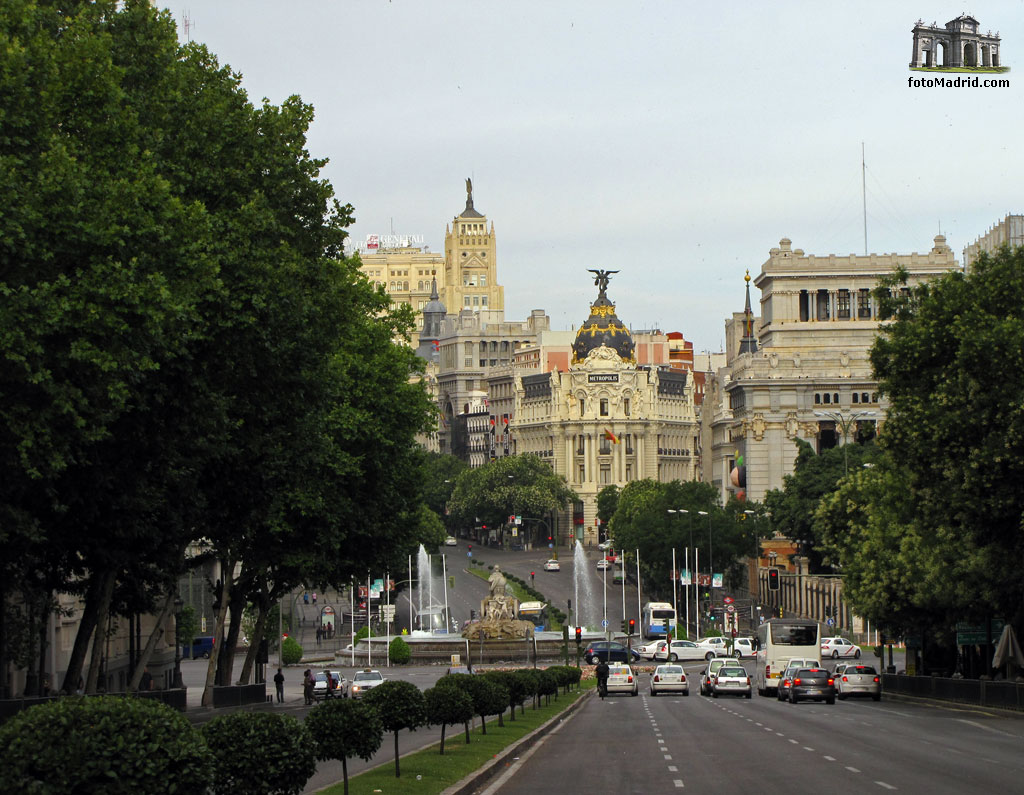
484,659 -> 1024,794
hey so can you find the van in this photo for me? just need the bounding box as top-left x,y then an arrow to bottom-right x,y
190,636 -> 215,659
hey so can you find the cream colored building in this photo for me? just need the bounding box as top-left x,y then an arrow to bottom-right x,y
963,214 -> 1024,273
703,235 -> 960,504
513,278 -> 700,545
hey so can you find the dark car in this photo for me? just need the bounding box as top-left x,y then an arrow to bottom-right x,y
788,668 -> 836,704
584,641 -> 641,665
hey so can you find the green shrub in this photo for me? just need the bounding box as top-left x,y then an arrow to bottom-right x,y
305,699 -> 383,791
362,680 -> 427,778
281,635 -> 303,665
201,712 -> 315,795
424,685 -> 473,754
354,625 -> 370,642
388,636 -> 411,665
0,696 -> 212,794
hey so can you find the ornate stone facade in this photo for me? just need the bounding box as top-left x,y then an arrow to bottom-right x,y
910,14 -> 1001,69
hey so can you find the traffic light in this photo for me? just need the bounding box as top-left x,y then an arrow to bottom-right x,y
778,606 -> 784,618
621,619 -> 628,634
468,544 -> 472,551
768,568 -> 780,591
628,618 -> 636,636
575,627 -> 582,643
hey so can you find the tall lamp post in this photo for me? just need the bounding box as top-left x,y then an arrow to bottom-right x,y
172,596 -> 184,689
698,510 -> 710,623
813,409 -> 877,475
667,509 -> 693,637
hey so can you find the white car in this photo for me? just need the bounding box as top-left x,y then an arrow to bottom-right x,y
596,559 -> 612,570
312,670 -> 345,701
542,559 -> 560,571
821,637 -> 862,659
650,664 -> 689,696
605,663 -> 639,696
695,637 -> 732,659
655,640 -> 708,662
598,540 -> 615,551
444,536 -> 457,546
347,669 -> 385,699
835,663 -> 881,701
637,640 -> 668,660
732,637 -> 755,659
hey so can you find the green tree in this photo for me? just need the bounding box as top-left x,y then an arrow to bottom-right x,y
596,485 -> 619,535
388,636 -> 412,665
201,712 -> 316,795
424,684 -> 473,754
304,699 -> 383,795
361,680 -> 427,778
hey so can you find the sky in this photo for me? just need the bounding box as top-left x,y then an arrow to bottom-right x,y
173,1 -> 1024,353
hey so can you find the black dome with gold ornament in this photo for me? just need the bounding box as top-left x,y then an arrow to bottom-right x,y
572,269 -> 635,365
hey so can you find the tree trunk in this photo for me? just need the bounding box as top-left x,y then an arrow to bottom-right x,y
479,712 -> 487,734
497,709 -> 504,728
218,589 -> 244,686
85,570 -> 116,694
0,572 -> 8,699
62,575 -> 103,693
440,724 -> 446,755
393,730 -> 400,778
342,756 -> 349,795
201,566 -> 232,707
127,594 -> 175,692
463,720 -> 470,743
36,606 -> 49,696
237,590 -> 270,685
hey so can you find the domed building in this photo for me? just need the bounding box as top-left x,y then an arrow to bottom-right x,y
511,271 -> 700,545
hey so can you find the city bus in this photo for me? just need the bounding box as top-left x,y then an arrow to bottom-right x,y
641,602 -> 677,639
518,601 -> 549,631
753,618 -> 822,696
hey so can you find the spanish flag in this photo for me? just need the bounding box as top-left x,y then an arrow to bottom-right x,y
603,428 -> 620,444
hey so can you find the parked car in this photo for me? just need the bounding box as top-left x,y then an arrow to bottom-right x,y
543,559 -> 561,572
189,636 -> 215,659
584,641 -> 641,664
650,664 -> 689,696
656,640 -> 707,663
444,536 -> 458,546
836,664 -> 881,701
821,637 -> 862,659
732,637 -> 755,659
638,640 -> 668,660
711,665 -> 751,698
312,670 -> 345,701
605,663 -> 639,696
788,668 -> 836,704
699,658 -> 730,695
777,663 -> 804,702
347,669 -> 385,699
598,540 -> 615,551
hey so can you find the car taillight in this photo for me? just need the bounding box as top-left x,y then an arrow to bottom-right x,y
842,676 -> 848,682
627,676 -> 633,683
746,677 -> 751,684
873,676 -> 880,683
793,678 -> 801,686
765,665 -> 771,677
827,678 -> 834,685
653,675 -> 660,682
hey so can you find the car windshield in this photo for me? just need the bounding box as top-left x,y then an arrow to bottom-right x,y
848,665 -> 877,674
719,668 -> 746,677
609,665 -> 630,675
354,672 -> 382,682
315,673 -> 328,682
796,669 -> 828,679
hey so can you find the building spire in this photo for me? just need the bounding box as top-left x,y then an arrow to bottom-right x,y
738,270 -> 759,355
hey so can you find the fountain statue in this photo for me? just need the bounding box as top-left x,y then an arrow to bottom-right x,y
463,565 -> 534,640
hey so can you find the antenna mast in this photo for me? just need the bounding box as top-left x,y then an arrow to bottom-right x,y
861,142 -> 867,256
182,10 -> 193,42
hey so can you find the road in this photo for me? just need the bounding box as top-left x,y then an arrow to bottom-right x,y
485,659 -> 1024,794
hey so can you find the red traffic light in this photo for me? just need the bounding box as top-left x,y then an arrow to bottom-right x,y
575,627 -> 582,642
628,619 -> 635,634
468,544 -> 472,550
531,571 -> 535,577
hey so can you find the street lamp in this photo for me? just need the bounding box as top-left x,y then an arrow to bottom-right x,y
813,409 -> 877,475
668,509 -> 694,637
698,510 -> 711,620
172,596 -> 184,689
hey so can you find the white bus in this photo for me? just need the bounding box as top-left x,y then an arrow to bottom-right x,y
518,601 -> 549,631
641,602 -> 677,639
753,618 -> 821,696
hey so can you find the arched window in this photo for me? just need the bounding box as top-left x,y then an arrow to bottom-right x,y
814,393 -> 821,404
823,393 -> 831,404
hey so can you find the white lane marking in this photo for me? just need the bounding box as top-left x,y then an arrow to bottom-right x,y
789,739 -> 799,744
755,722 -> 763,726
657,739 -> 665,744
664,754 -> 672,760
846,767 -> 861,773
824,755 -> 836,761
673,780 -> 684,788
804,746 -> 815,752
875,782 -> 896,790
776,732 -> 785,737
957,719 -> 1014,737
668,765 -> 678,772
763,727 -> 773,732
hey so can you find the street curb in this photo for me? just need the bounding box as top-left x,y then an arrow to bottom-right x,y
440,688 -> 593,795
880,691 -> 1024,717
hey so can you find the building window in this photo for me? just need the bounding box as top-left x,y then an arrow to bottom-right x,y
479,359 -> 486,367
579,398 -> 585,415
799,290 -> 809,322
625,464 -> 632,481
600,398 -> 609,416
852,393 -> 859,403
814,393 -> 821,404
464,358 -> 472,367
625,434 -> 634,454
576,436 -> 585,455
817,289 -> 830,320
481,296 -> 488,306
823,393 -> 830,404
858,289 -> 871,319
623,398 -> 631,416
833,392 -> 840,404
473,296 -> 479,306
578,464 -> 586,483
600,465 -> 611,484
600,439 -> 611,455
464,297 -> 471,307
838,289 -> 851,319
863,392 -> 871,403
480,274 -> 487,285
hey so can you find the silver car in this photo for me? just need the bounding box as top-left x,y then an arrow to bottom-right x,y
605,663 -> 639,696
712,665 -> 751,698
347,669 -> 385,699
836,663 -> 881,701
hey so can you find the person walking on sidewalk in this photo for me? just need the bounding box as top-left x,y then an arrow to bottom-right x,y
274,667 -> 285,703
302,669 -> 314,705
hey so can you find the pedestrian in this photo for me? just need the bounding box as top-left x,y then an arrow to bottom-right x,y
312,592 -> 317,605
327,621 -> 333,639
139,667 -> 154,691
303,592 -> 309,605
302,669 -> 313,705
316,626 -> 322,645
274,667 -> 285,704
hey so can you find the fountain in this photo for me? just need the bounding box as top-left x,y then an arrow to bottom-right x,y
573,540 -> 599,631
414,544 -> 450,633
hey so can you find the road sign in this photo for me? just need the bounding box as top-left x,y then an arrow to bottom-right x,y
723,596 -> 734,604
956,619 -> 1004,645
601,619 -> 609,628
826,617 -> 834,626
549,543 -> 554,549
726,605 -> 735,614
358,585 -> 368,598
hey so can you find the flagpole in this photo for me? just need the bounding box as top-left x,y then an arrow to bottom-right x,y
672,548 -> 678,639
685,549 -> 690,639
695,549 -> 700,639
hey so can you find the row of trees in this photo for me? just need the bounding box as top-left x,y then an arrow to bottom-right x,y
0,668 -> 583,794
0,1 -> 440,699
763,247 -> 1024,657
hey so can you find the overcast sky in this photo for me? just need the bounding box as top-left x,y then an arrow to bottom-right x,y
174,1 -> 1023,353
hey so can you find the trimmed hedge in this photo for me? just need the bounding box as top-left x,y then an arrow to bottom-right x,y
201,712 -> 316,795
388,636 -> 411,665
281,635 -> 303,665
0,696 -> 212,794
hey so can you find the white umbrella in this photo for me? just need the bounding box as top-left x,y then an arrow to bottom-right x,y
991,624 -> 1024,669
